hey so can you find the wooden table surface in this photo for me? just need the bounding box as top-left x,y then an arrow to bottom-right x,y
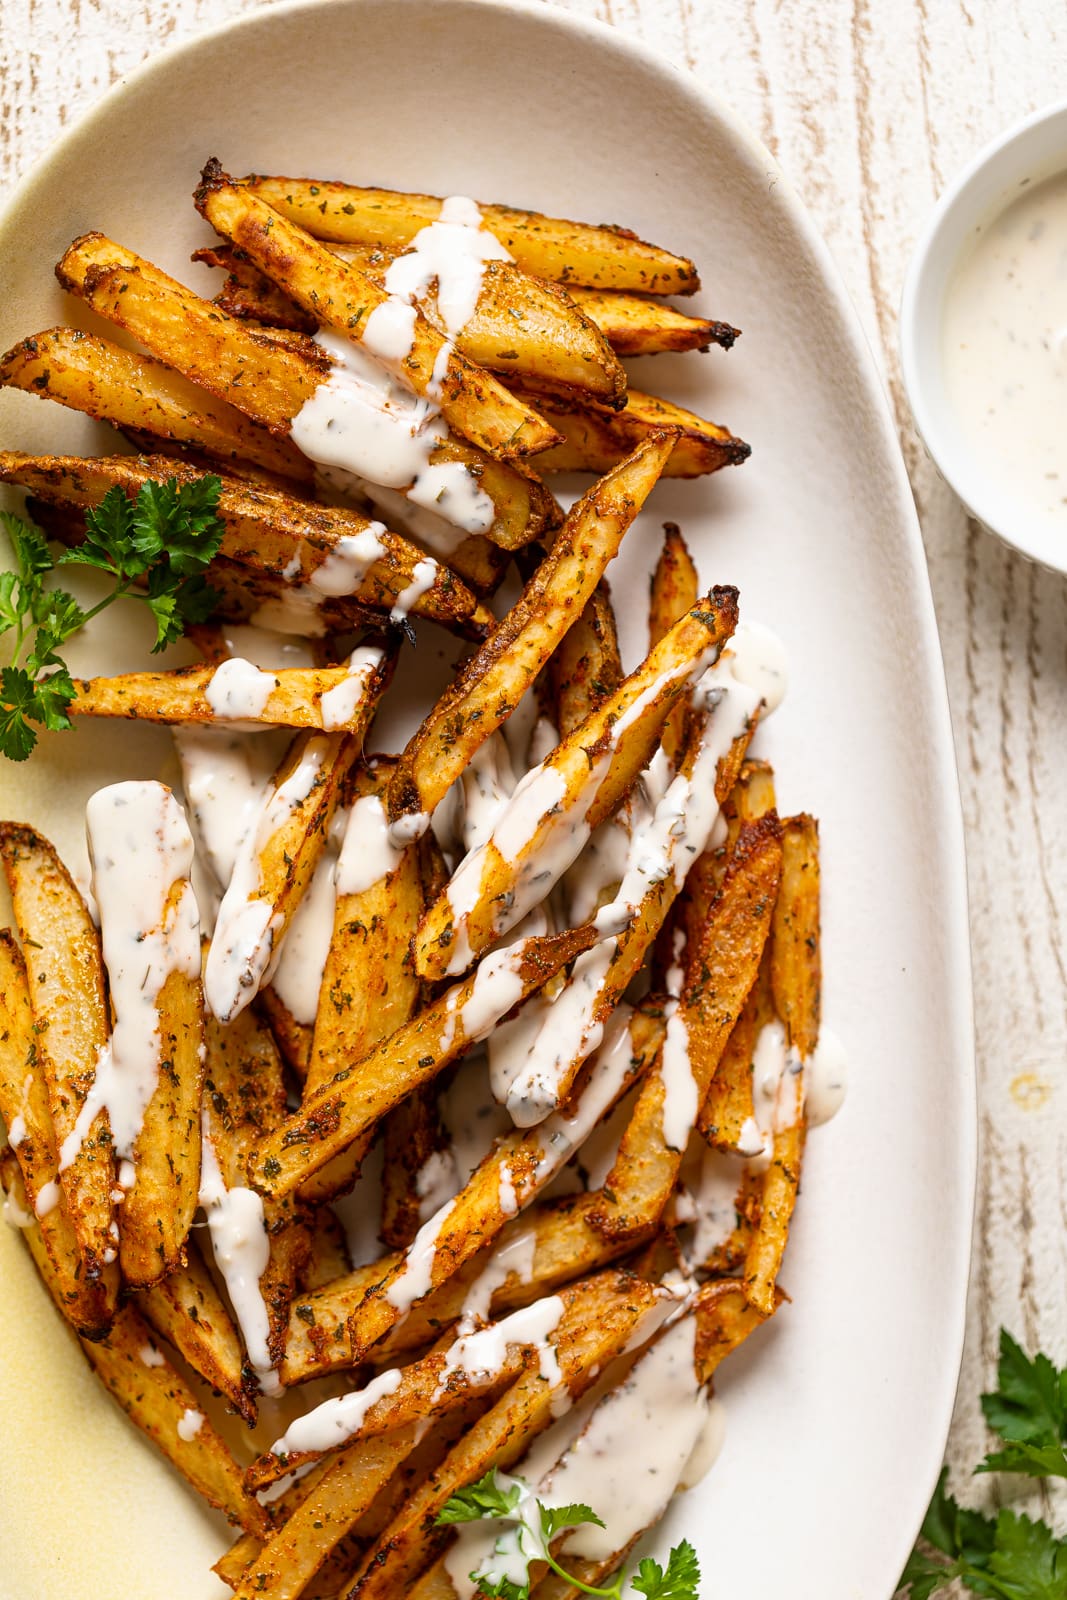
3,0 -> 1066,1561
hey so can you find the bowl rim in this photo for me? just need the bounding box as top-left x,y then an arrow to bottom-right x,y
899,96 -> 1067,572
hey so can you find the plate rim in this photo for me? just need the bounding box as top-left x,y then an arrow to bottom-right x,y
0,0 -> 978,1591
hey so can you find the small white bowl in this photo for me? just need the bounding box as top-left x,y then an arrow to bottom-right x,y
900,100 -> 1067,570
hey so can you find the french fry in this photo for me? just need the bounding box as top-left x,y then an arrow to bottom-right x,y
194,243 -> 319,335
744,814 -> 819,1316
241,177 -> 701,296
413,587 -> 740,982
389,433 -> 677,824
138,1236 -> 258,1423
648,521 -> 698,766
205,651 -> 393,1024
550,580 -> 623,738
69,662 -> 393,732
588,815 -> 783,1243
258,987 -> 313,1082
0,930 -> 117,1336
194,166 -> 562,461
0,327 -> 312,482
342,1006 -> 664,1364
0,450 -> 496,641
522,386 -> 751,478
0,825 -> 120,1313
380,1085 -> 450,1249
340,1272 -> 667,1600
2,1154 -> 267,1535
302,1206 -> 353,1291
564,284 -> 739,355
696,955 -> 773,1154
692,1278 -> 778,1385
253,925 -> 598,1202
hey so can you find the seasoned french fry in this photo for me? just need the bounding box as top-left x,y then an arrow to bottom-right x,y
0,451 -> 496,641
3,1155 -> 267,1535
588,815 -> 783,1243
550,580 -> 623,737
564,284 -> 739,355
697,955 -> 773,1154
648,521 -> 698,766
0,825 -> 119,1312
744,814 -> 820,1316
205,651 -> 393,1023
524,386 -> 750,478
253,925 -> 598,1202
380,1084 -> 450,1249
195,242 -> 319,334
194,166 -> 562,461
0,931 -> 117,1336
138,1237 -> 257,1423
340,1272 -> 667,1600
0,327 -> 312,481
242,177 -> 701,296
413,587 -> 739,982
389,433 -> 677,825
258,987 -> 313,1082
69,662 -> 393,732
302,1206 -> 353,1291
693,1277 -> 778,1385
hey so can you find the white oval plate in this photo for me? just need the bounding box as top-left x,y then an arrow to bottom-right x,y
0,3 -> 974,1597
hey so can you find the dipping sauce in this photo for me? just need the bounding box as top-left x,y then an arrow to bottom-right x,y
942,167 -> 1067,522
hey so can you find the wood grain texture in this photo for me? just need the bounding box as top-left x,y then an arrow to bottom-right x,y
3,0 -> 1067,1558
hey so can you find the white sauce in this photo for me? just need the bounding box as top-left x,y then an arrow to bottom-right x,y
203,657 -> 278,720
681,1144 -> 745,1265
139,1343 -> 166,1368
384,1198 -> 457,1314
33,1179 -> 60,1219
199,1114 -> 279,1395
384,195 -> 511,337
174,727 -> 289,890
943,168 -> 1067,525
389,557 -> 440,625
414,1147 -> 461,1222
270,1366 -> 404,1458
805,1026 -> 848,1125
289,329 -> 495,537
458,733 -> 517,854
5,1073 -> 32,1150
318,642 -> 384,732
248,523 -> 389,637
2,1190 -> 34,1230
460,943 -> 528,1042
59,784 -> 201,1178
678,1395 -> 727,1489
460,1227 -> 538,1323
333,792 -> 403,898
659,931 -> 697,1153
177,1408 -> 205,1441
270,821 -> 341,1025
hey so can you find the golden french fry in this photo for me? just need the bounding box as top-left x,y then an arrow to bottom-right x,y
693,1278 -> 778,1385
413,587 -> 739,982
302,1206 -> 353,1291
524,386 -> 750,478
139,1237 -> 258,1423
0,825 -> 120,1311
550,580 -> 623,737
0,930 -> 117,1336
0,450 -> 496,641
194,166 -> 562,462
697,956 -> 773,1154
3,1155 -> 267,1535
565,284 -> 739,355
388,432 -> 677,824
380,1085 -> 449,1250
241,177 -> 701,296
258,987 -> 313,1082
253,925 -> 598,1203
648,521 -> 699,767
69,662 -> 393,732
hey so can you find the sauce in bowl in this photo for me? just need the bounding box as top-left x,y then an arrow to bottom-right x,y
942,168 -> 1067,524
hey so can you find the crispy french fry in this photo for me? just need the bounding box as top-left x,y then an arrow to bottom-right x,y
648,521 -> 698,766
525,386 -> 750,478
564,284 -> 739,355
0,451 -> 496,641
242,177 -> 701,296
0,327 -> 312,482
205,652 -> 393,1023
194,166 -> 561,462
342,1007 -> 664,1363
588,815 -> 783,1243
3,1155 -> 267,1535
388,433 -> 677,824
0,930 -> 117,1336
697,955 -> 773,1154
69,662 -> 392,732
258,987 -> 312,1081
380,1085 -> 450,1250
139,1236 -> 258,1423
253,925 -> 598,1203
340,1272 -> 667,1600
744,814 -> 820,1316
302,1206 -> 353,1291
692,1277 -> 778,1385
195,243 -> 319,334
413,587 -> 739,982
550,580 -> 623,738
0,825 -> 120,1311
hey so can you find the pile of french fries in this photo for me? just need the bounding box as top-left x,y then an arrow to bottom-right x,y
0,169 -> 832,1598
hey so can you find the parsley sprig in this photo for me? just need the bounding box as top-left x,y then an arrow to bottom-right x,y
899,1331 -> 1067,1599
0,478 -> 224,760
436,1470 -> 700,1599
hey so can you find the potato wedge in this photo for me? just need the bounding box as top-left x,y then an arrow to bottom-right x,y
522,385 -> 751,478
550,580 -> 623,738
194,166 -> 562,461
565,284 -> 739,355
0,450 -> 495,641
242,177 -> 701,296
3,1155 -> 267,1535
414,587 -> 740,982
0,930 -> 117,1336
0,327 -> 312,481
0,824 -> 120,1311
389,433 -> 677,825
253,924 -> 598,1203
139,1237 -> 257,1423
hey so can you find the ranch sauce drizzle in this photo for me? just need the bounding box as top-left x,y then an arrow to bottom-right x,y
943,168 -> 1067,523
